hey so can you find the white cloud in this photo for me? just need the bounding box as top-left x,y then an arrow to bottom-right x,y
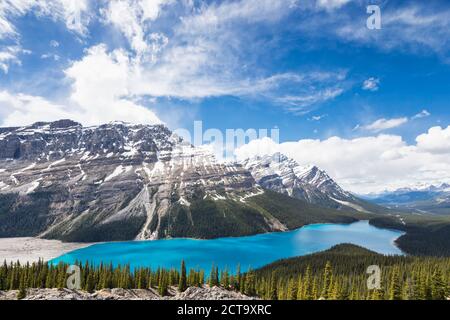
416,126 -> 450,154
44,0 -> 92,36
41,53 -> 60,61
97,0 -> 347,112
0,45 -> 162,127
63,44 -> 161,126
2,0 -> 350,118
316,0 -> 351,10
334,4 -> 450,58
0,45 -> 30,73
0,0 -> 34,39
50,40 -> 60,48
277,88 -> 344,114
0,90 -> 74,126
235,126 -> 450,193
362,77 -> 380,91
0,0 -> 91,73
362,117 -> 408,132
0,0 -> 92,39
412,109 -> 431,120
309,114 -> 328,121
101,0 -> 172,57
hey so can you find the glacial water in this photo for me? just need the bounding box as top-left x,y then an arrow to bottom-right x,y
51,220 -> 404,273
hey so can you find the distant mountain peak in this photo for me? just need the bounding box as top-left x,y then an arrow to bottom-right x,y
240,152 -> 371,212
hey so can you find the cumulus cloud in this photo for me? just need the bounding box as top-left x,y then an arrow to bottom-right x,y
63,44 -> 161,126
0,45 -> 162,127
0,90 -> 74,126
362,77 -> 380,91
416,126 -> 450,154
235,126 -> 450,193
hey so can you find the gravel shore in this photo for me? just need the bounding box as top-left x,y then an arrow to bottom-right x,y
0,237 -> 92,264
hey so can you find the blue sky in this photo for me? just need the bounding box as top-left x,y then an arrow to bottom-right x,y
1,0 -> 450,192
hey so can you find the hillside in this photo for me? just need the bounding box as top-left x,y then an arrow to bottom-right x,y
252,244 -> 450,300
369,215 -> 450,256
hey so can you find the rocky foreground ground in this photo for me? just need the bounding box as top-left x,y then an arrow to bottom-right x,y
0,286 -> 256,300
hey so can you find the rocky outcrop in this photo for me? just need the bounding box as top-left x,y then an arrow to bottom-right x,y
0,286 -> 257,300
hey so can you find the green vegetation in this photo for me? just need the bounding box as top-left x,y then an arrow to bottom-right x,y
253,244 -> 450,300
0,193 -> 53,237
159,190 -> 364,239
247,190 -> 363,228
1,245 -> 448,300
369,215 -> 450,256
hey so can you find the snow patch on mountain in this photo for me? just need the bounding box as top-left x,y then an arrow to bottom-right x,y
241,152 -> 368,212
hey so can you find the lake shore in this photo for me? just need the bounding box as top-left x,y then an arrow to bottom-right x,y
0,237 -> 93,264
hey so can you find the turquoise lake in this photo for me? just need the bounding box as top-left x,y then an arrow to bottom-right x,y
51,221 -> 404,273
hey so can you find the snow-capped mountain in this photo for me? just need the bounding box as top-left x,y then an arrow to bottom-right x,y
362,184 -> 450,215
0,120 -> 258,241
241,153 -> 374,213
0,120 -> 360,242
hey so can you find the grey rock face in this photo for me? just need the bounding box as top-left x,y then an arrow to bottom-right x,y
0,120 -> 259,241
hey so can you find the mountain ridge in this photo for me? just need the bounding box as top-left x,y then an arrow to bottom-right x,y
241,152 -> 382,214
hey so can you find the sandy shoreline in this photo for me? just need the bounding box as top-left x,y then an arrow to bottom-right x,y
0,237 -> 93,264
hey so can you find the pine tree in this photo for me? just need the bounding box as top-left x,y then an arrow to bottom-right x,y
321,262 -> 333,299
17,272 -> 27,300
235,264 -> 241,291
296,275 -> 303,300
158,272 -> 168,296
288,278 -> 297,300
303,266 -> 313,300
431,269 -> 446,300
402,279 -> 411,300
245,270 -> 256,296
179,260 -> 187,292
85,271 -> 95,293
268,273 -> 277,300
209,264 -> 217,287
389,267 -> 402,300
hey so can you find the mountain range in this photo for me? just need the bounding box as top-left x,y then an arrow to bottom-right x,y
362,184 -> 450,215
0,120 -> 378,242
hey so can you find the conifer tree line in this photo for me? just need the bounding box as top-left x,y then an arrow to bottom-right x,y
0,254 -> 448,300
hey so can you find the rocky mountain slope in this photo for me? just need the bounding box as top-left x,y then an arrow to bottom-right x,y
241,153 -> 378,214
0,120 -> 361,242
